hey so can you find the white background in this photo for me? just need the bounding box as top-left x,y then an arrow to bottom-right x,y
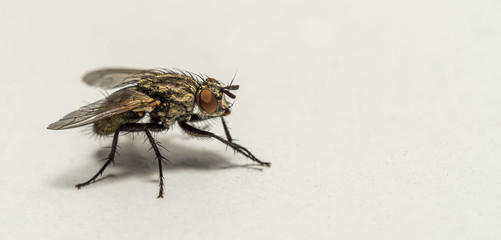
1,0 -> 500,239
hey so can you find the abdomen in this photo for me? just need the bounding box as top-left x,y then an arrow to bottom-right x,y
93,111 -> 144,135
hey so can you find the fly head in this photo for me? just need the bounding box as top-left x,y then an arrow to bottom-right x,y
196,77 -> 239,119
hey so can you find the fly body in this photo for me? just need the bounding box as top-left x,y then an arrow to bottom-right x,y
48,68 -> 270,198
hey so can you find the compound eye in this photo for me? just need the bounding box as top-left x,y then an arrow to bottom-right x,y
199,89 -> 217,113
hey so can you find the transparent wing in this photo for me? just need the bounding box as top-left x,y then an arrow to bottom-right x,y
47,89 -> 159,130
82,68 -> 158,89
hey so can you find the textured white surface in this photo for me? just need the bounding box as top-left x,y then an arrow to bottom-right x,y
1,0 -> 501,239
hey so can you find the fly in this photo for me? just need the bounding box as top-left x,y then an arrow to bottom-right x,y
48,68 -> 270,198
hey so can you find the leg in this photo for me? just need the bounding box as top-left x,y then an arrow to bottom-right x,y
178,121 -> 270,167
75,128 -> 121,189
143,128 -> 166,198
220,117 -> 233,142
187,114 -> 233,142
188,114 -> 214,122
76,123 -> 168,199
117,123 -> 168,198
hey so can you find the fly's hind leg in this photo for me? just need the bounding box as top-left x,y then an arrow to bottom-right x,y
76,111 -> 145,189
75,128 -> 121,189
76,123 -> 168,198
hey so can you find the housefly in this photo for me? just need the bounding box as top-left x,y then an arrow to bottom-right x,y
48,68 -> 270,198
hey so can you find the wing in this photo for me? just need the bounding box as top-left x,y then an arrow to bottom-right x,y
82,68 -> 159,89
47,89 -> 160,130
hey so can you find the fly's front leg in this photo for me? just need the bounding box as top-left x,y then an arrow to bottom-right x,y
188,114 -> 233,142
178,121 -> 270,167
220,117 -> 233,143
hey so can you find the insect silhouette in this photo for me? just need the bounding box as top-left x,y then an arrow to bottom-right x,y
48,68 -> 270,198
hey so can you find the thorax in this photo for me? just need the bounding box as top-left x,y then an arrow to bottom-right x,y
137,74 -> 200,125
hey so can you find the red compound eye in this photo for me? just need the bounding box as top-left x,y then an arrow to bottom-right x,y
200,89 -> 217,113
